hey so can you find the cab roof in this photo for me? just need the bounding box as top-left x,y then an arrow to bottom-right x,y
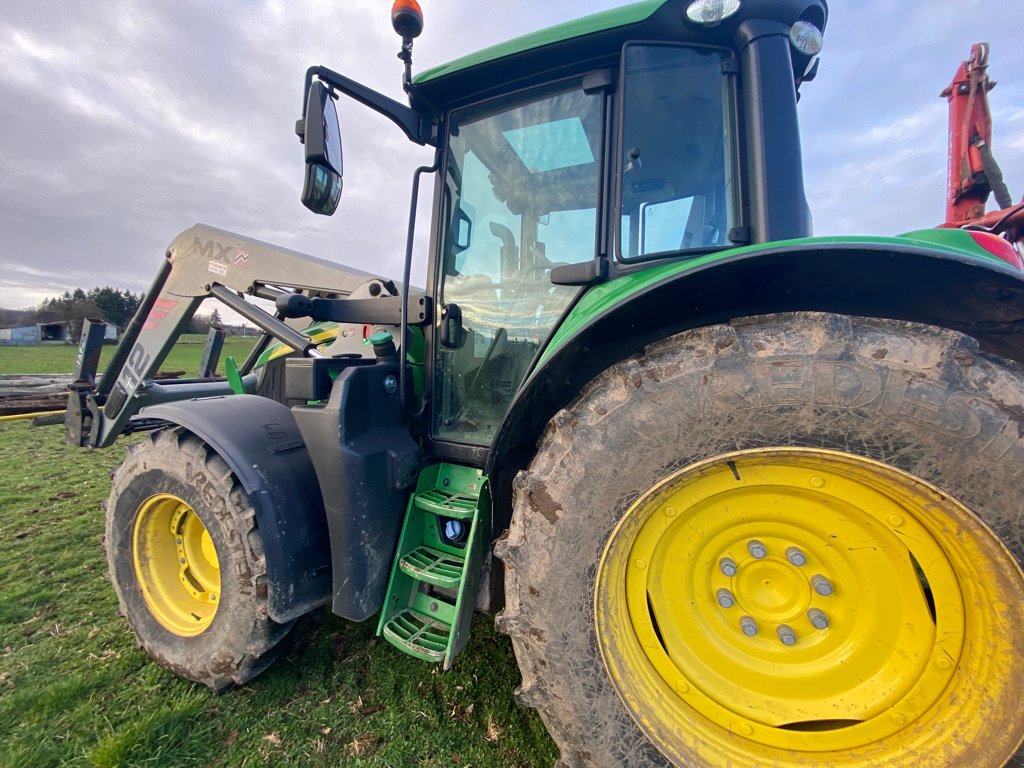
414,0 -> 667,85
410,0 -> 827,111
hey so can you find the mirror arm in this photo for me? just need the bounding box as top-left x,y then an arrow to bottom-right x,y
300,65 -> 435,146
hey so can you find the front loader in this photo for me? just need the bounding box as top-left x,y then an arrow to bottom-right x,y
67,1 -> 1024,766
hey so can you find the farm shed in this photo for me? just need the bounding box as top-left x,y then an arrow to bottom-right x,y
0,325 -> 41,346
38,322 -> 70,342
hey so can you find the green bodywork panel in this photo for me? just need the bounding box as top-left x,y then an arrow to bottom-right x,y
254,321 -> 339,367
414,0 -> 666,84
539,230 -> 1016,365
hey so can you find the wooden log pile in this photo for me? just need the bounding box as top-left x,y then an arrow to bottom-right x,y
0,374 -> 72,416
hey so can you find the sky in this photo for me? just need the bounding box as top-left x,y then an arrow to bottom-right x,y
1,0 -> 1023,312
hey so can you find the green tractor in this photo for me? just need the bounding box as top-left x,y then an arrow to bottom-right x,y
67,1 -> 1024,765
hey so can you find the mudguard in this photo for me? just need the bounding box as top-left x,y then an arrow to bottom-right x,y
140,395 -> 330,623
486,236 -> 1024,529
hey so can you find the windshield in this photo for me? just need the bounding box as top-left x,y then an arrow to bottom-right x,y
619,45 -> 736,259
434,85 -> 603,445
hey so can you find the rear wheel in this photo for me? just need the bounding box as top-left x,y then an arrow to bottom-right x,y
497,312 -> 1024,768
106,428 -> 292,691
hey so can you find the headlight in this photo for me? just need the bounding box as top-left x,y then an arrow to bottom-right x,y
684,0 -> 741,26
789,20 -> 824,56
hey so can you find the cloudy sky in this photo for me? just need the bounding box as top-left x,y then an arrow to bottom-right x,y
1,0 -> 1023,311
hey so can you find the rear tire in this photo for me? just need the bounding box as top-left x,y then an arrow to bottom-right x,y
496,312 -> 1024,768
106,427 -> 292,691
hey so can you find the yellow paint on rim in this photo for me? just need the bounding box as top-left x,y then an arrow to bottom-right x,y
595,448 -> 1024,766
132,494 -> 220,637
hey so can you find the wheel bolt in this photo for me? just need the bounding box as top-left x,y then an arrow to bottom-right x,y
747,540 -> 767,559
777,625 -> 797,646
740,616 -> 758,636
811,575 -> 833,596
785,547 -> 806,566
720,557 -> 738,577
716,588 -> 735,608
808,608 -> 829,629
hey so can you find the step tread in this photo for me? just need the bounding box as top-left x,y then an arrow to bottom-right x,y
381,609 -> 452,663
414,488 -> 478,519
398,546 -> 466,588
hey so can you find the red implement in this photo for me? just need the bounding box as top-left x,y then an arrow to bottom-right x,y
940,43 -> 1022,247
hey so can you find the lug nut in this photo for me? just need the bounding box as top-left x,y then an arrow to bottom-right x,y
716,588 -> 735,608
777,624 -> 797,646
785,547 -> 807,566
808,608 -> 829,629
720,557 -> 738,577
747,540 -> 767,559
811,574 -> 834,596
740,616 -> 758,637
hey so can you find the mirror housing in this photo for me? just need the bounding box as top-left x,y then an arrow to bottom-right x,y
300,81 -> 343,216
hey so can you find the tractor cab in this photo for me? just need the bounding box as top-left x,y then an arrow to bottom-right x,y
298,0 -> 826,451
432,44 -> 738,443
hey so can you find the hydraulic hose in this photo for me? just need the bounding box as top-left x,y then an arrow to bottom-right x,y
977,138 -> 1014,210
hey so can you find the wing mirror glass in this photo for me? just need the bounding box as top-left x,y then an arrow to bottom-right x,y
300,81 -> 343,216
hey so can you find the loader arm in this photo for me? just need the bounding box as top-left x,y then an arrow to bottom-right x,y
68,223 -> 425,448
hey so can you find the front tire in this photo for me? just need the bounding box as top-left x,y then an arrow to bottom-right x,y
106,428 -> 292,691
497,312 -> 1024,768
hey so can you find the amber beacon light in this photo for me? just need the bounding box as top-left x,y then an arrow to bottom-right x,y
392,0 -> 424,39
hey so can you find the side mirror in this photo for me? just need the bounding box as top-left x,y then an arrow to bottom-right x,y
300,81 -> 343,216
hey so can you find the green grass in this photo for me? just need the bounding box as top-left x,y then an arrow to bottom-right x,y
0,357 -> 558,767
0,335 -> 259,376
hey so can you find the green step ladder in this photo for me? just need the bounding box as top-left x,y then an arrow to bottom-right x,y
376,463 -> 489,669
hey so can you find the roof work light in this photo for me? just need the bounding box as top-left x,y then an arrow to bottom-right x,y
789,20 -> 824,55
684,0 -> 741,26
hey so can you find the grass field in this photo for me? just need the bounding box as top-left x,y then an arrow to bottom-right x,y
0,335 -> 260,376
0,345 -> 557,767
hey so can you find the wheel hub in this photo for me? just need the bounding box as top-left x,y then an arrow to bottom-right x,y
133,493 -> 220,637
732,554 -> 809,623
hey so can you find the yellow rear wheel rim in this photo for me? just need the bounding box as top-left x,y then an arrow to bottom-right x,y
133,494 -> 220,637
595,448 -> 1024,765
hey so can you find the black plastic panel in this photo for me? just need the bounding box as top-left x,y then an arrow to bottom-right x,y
291,361 -> 422,621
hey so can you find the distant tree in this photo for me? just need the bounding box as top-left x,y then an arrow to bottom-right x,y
209,308 -> 223,328
34,286 -> 144,341
91,287 -> 142,329
0,308 -> 34,328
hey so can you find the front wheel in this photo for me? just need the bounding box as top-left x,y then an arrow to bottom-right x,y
106,428 -> 292,691
497,313 -> 1024,768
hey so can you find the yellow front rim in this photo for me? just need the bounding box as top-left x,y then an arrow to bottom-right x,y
595,448 -> 1024,765
133,494 -> 220,637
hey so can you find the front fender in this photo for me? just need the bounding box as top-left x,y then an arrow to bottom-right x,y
141,395 -> 330,623
486,236 -> 1024,528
